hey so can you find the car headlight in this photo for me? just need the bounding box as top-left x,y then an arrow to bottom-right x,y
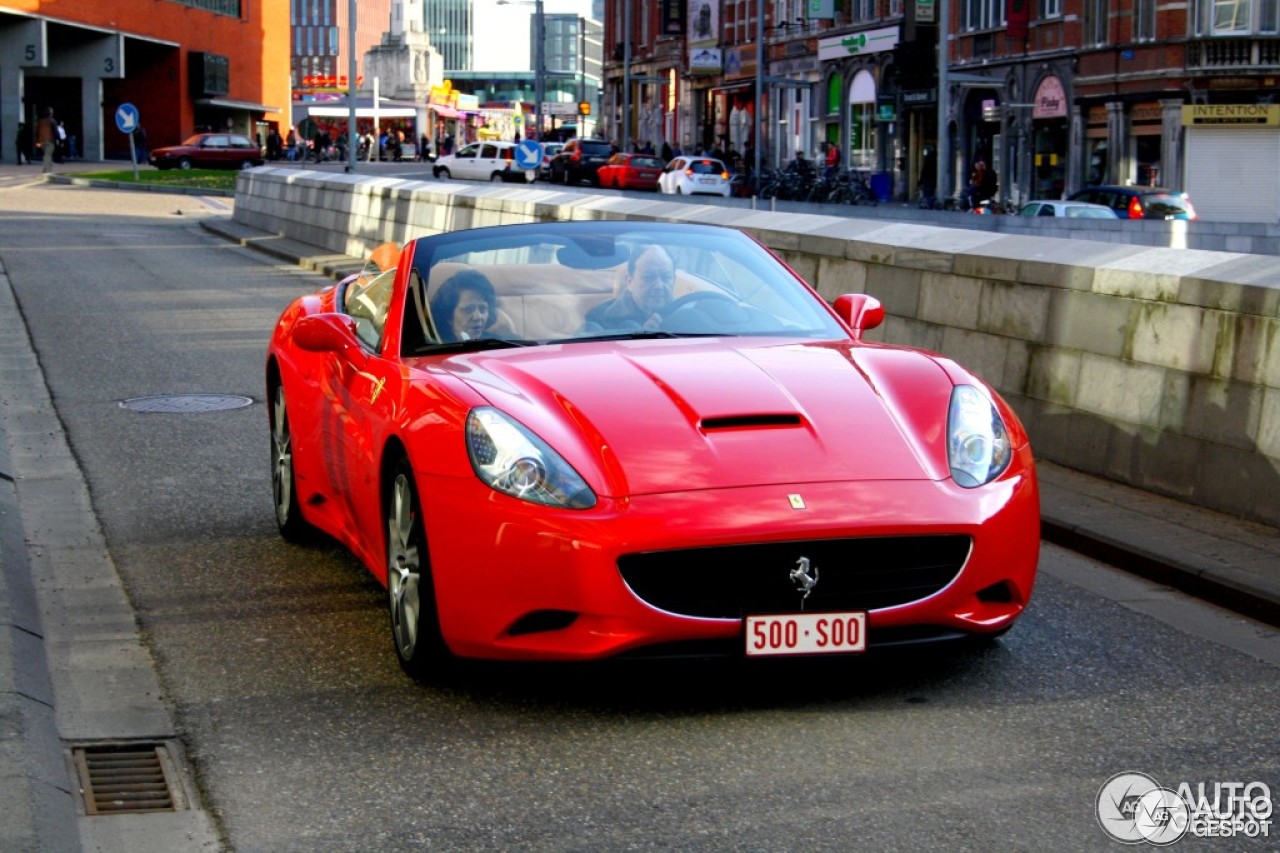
947,385 -> 1012,488
466,408 -> 596,509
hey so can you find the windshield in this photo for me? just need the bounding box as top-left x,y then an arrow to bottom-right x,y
402,222 -> 848,353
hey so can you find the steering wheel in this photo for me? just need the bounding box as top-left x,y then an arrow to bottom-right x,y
658,290 -> 741,319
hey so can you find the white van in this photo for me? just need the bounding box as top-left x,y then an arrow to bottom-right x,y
432,141 -> 536,183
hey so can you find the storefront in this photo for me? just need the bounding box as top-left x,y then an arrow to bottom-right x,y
1182,103 -> 1280,222
1030,75 -> 1068,199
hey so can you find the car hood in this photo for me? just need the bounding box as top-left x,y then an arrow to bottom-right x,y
440,339 -> 957,497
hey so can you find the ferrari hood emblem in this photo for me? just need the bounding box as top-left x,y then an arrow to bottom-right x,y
788,494 -> 806,509
790,557 -> 819,608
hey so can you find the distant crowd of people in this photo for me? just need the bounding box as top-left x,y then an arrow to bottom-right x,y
14,107 -> 79,171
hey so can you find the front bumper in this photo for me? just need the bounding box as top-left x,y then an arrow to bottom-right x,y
419,462 -> 1039,661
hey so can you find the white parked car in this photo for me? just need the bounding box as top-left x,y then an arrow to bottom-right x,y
538,142 -> 564,179
658,156 -> 732,197
1017,200 -> 1116,219
433,141 -> 536,183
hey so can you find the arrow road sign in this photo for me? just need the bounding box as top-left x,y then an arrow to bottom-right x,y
514,139 -> 543,171
115,103 -> 140,134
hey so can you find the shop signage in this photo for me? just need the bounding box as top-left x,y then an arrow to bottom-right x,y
690,47 -> 723,74
1181,104 -> 1280,126
916,0 -> 935,22
903,88 -> 935,105
818,27 -> 900,60
1033,76 -> 1067,119
689,0 -> 719,45
806,0 -> 836,18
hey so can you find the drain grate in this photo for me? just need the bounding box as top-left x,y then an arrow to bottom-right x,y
119,393 -> 254,413
72,742 -> 180,815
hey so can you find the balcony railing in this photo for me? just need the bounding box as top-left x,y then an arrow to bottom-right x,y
1187,37 -> 1280,69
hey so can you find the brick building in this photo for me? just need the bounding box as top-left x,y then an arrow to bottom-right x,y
1,0 -> 289,162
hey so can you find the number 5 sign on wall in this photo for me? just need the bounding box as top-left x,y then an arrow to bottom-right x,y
13,18 -> 48,67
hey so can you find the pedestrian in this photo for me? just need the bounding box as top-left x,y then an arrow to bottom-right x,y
15,122 -> 32,165
134,124 -> 149,164
286,129 -> 298,161
418,133 -> 431,162
54,120 -> 67,162
36,107 -> 57,173
823,140 -> 840,179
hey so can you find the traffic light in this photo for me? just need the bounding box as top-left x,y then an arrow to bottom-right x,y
578,102 -> 591,116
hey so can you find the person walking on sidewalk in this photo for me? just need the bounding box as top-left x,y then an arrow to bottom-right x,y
35,108 -> 57,173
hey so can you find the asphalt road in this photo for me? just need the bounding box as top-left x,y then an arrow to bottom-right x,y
1,182 -> 1277,851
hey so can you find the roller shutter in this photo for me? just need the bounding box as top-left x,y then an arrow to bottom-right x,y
1183,127 -> 1280,223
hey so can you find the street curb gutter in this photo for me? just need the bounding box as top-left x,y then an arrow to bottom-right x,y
1039,518 -> 1280,628
0,433 -> 80,853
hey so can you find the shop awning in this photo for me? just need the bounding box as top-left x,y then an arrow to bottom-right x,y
196,97 -> 280,113
428,104 -> 460,118
710,81 -> 755,93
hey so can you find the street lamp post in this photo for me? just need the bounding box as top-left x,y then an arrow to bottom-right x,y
534,0 -> 545,141
499,0 -> 546,141
346,0 -> 358,173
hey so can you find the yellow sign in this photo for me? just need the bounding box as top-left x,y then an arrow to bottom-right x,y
1181,104 -> 1280,126
578,102 -> 591,116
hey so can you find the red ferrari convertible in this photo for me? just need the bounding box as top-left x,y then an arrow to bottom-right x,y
266,221 -> 1039,680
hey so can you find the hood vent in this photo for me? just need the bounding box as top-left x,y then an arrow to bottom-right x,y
700,414 -> 802,432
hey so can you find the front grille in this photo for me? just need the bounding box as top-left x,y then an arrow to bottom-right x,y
618,535 -> 971,618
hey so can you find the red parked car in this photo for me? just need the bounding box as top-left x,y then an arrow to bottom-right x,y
266,220 -> 1040,681
597,152 -> 665,191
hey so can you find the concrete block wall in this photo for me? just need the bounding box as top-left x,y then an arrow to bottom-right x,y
234,168 -> 1280,527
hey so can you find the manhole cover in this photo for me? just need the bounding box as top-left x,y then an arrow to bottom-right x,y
119,394 -> 255,413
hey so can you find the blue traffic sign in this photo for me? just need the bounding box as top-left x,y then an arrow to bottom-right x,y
514,139 -> 543,171
115,102 -> 140,134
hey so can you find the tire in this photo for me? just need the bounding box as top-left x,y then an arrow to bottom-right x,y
178,158 -> 193,170
386,455 -> 451,681
490,172 -> 505,182
435,167 -> 450,180
240,160 -> 255,170
269,383 -> 317,544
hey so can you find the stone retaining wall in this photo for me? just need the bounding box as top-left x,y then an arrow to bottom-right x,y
234,168 -> 1280,527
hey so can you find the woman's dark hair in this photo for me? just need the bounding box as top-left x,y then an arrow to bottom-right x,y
429,270 -> 498,341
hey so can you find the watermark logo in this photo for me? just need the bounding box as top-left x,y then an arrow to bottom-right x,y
1097,772 -> 1272,845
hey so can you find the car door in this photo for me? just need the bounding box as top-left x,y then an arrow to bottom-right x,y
452,143 -> 482,179
660,158 -> 683,194
229,134 -> 259,165
200,134 -> 231,167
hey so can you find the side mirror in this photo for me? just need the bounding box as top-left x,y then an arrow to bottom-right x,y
294,313 -> 364,357
833,293 -> 885,339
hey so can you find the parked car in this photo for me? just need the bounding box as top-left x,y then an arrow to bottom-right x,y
548,138 -> 615,185
659,156 -> 732,197
1017,200 -> 1118,219
1068,185 -> 1197,220
596,152 -> 665,191
432,141 -> 536,183
538,142 -> 564,179
149,133 -> 264,170
266,219 -> 1040,681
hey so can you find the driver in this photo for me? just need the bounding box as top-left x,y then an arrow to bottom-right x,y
582,244 -> 676,332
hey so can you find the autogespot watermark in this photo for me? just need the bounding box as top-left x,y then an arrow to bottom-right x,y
1096,772 -> 1273,845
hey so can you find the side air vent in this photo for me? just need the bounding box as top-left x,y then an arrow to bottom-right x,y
700,414 -> 802,431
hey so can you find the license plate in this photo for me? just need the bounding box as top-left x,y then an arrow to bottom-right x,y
745,611 -> 866,657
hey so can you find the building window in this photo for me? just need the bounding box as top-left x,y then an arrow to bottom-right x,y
1134,0 -> 1155,37
1042,0 -> 1063,18
1085,0 -> 1109,43
853,0 -> 876,19
168,0 -> 243,16
1196,0 -> 1277,31
963,0 -> 1004,29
